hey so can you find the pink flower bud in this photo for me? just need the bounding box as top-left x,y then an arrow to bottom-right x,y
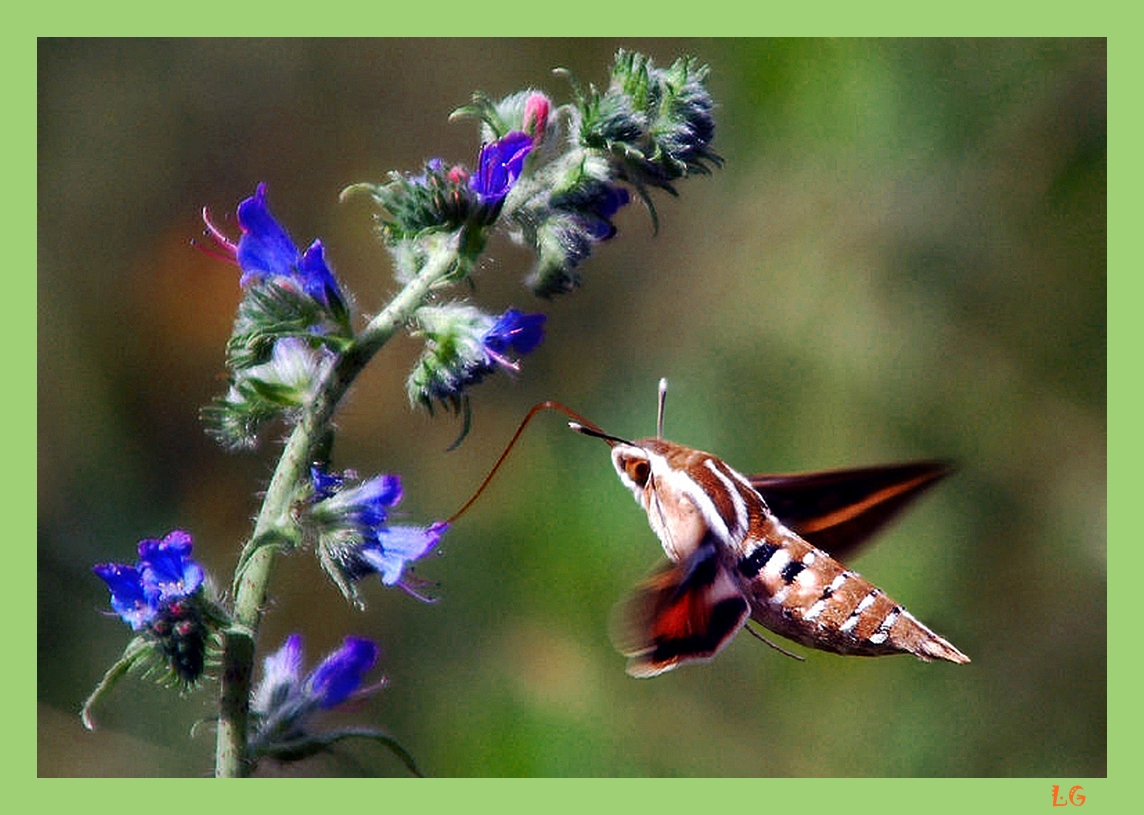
447,164 -> 469,184
523,92 -> 551,142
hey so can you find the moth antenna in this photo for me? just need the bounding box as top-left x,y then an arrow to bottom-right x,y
745,622 -> 806,662
447,401 -> 605,525
656,377 -> 668,439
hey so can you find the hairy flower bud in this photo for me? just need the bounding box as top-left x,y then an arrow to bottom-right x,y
575,50 -> 721,195
406,304 -> 546,413
522,92 -> 551,141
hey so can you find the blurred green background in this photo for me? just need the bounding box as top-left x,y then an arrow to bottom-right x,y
38,39 -> 1105,777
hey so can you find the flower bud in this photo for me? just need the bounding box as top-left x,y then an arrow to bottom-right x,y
405,304 -> 546,413
522,92 -> 551,141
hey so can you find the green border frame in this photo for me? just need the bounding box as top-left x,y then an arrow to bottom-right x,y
20,6 -> 1126,812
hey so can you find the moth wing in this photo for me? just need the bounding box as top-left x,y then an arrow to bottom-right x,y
610,541 -> 749,678
750,460 -> 950,563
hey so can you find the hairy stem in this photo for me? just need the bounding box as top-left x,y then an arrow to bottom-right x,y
214,242 -> 458,778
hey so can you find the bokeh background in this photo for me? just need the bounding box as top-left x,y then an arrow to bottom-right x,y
38,39 -> 1105,777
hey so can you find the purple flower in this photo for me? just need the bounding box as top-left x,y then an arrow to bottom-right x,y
91,563 -> 154,631
470,131 -> 533,205
251,634 -> 385,749
201,183 -> 345,310
310,465 -> 345,502
580,184 -> 630,241
137,529 -> 204,604
473,308 -> 547,378
408,305 -> 547,412
312,469 -> 403,530
356,522 -> 449,590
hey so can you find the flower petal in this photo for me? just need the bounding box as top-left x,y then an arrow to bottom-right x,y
321,474 -> 404,529
310,464 -> 345,502
138,530 -> 204,602
93,563 -> 156,630
306,637 -> 379,709
471,131 -> 533,204
236,183 -> 300,283
297,239 -> 344,308
485,309 -> 546,356
358,523 -> 446,586
252,633 -> 304,715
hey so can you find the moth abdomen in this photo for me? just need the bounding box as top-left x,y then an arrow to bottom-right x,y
738,532 -> 969,663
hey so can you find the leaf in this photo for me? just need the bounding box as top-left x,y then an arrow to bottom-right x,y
80,636 -> 155,730
254,727 -> 424,777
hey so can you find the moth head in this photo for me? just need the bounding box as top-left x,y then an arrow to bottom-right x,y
610,438 -> 708,561
573,377 -> 671,506
568,423 -> 657,507
569,380 -> 707,561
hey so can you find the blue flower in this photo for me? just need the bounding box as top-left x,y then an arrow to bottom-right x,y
483,308 -> 547,358
309,468 -> 446,601
407,305 -> 547,412
91,563 -> 154,631
202,183 -> 345,311
251,634 -> 384,750
310,465 -> 345,502
470,131 -> 533,205
356,521 -> 449,589
94,530 -> 204,630
93,530 -> 210,683
137,529 -> 204,604
305,637 -> 380,709
313,470 -> 403,530
579,183 -> 630,241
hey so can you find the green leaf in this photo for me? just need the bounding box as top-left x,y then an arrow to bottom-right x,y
80,636 -> 156,730
254,727 -> 424,777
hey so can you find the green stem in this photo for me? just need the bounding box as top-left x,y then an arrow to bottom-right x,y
214,242 -> 458,777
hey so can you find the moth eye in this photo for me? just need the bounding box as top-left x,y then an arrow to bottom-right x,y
624,457 -> 651,488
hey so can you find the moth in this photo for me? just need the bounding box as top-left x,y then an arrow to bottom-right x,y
570,380 -> 969,677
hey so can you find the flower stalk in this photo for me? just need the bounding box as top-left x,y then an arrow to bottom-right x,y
215,242 -> 460,777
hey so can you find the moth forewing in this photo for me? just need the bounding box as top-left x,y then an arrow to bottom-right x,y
749,460 -> 951,562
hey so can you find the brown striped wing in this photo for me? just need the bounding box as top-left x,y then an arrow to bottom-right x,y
750,460 -> 950,563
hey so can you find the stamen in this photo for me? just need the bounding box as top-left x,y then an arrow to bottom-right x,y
190,238 -> 238,264
485,348 -> 520,374
396,580 -> 438,604
200,206 -> 238,258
